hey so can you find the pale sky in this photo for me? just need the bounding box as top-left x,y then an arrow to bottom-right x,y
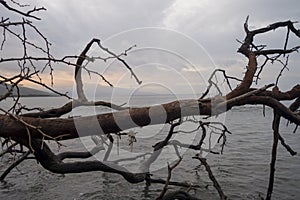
1,0 -> 300,95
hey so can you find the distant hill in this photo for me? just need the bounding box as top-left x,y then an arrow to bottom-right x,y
0,84 -> 56,97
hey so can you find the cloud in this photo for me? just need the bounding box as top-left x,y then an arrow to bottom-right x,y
1,0 -> 300,93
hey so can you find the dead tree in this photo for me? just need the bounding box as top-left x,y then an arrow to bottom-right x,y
0,2 -> 299,199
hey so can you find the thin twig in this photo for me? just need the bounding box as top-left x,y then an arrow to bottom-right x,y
0,151 -> 30,181
156,156 -> 183,200
193,155 -> 227,200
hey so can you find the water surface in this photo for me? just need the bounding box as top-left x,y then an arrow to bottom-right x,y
0,96 -> 299,200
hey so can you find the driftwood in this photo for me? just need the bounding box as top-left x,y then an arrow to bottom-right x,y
0,2 -> 299,199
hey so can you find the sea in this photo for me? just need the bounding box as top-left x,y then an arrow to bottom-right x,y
0,96 -> 299,200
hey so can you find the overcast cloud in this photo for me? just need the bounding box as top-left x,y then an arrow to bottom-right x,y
1,0 -> 300,94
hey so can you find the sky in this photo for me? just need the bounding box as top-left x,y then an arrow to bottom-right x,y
1,0 -> 300,96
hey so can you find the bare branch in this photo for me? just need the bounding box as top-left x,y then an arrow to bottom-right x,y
278,134 -> 297,156
0,150 -> 30,181
200,69 -> 242,99
0,0 -> 46,20
75,39 -> 100,101
153,119 -> 181,151
97,41 -> 142,85
22,138 -> 146,184
193,155 -> 227,200
0,12 -> 300,200
0,142 -> 18,157
156,157 -> 183,200
21,100 -> 125,118
226,53 -> 257,99
57,136 -> 105,160
266,111 -> 280,200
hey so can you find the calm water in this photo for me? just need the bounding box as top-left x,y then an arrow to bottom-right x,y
0,96 -> 299,200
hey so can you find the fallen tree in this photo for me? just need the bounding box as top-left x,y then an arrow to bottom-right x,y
0,2 -> 299,199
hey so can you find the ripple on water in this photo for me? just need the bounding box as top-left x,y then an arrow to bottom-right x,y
0,99 -> 299,199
